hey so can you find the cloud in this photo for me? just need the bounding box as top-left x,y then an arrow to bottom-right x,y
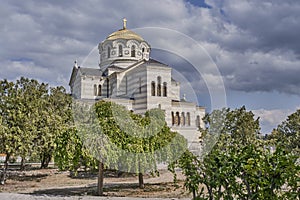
216,49 -> 300,94
0,0 -> 300,99
216,0 -> 300,54
252,108 -> 295,133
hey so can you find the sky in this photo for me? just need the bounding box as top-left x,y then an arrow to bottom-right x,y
1,0 -> 300,134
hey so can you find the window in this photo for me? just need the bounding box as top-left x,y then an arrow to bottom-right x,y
139,77 -> 142,94
98,85 -> 102,96
118,45 -> 123,57
181,112 -> 185,126
110,81 -> 113,95
176,112 -> 180,126
142,47 -> 145,52
186,112 -> 191,126
131,45 -> 136,57
107,47 -> 111,58
157,76 -> 161,96
151,81 -> 155,96
163,82 -> 167,97
94,84 -> 97,96
106,79 -> 109,97
196,115 -> 200,128
171,111 -> 175,126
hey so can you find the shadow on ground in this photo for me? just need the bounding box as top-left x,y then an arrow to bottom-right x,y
29,182 -> 179,197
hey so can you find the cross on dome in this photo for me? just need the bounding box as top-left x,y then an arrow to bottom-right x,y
123,18 -> 127,29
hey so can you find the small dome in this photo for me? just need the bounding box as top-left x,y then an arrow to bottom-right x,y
106,28 -> 144,41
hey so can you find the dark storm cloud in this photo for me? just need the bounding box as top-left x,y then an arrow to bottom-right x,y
206,0 -> 300,54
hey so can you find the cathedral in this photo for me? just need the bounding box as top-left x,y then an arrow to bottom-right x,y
69,19 -> 205,146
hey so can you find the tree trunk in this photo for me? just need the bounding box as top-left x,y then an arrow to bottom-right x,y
192,188 -> 196,200
20,157 -> 25,171
138,161 -> 144,189
40,152 -> 51,169
97,162 -> 104,196
0,154 -> 10,185
138,172 -> 144,189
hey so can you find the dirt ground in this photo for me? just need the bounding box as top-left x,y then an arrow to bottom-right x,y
0,168 -> 191,199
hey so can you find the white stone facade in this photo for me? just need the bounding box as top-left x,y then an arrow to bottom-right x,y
69,20 -> 205,145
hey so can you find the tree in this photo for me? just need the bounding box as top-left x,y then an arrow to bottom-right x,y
276,109 -> 300,154
173,107 -> 300,199
71,100 -> 187,195
14,78 -> 49,169
0,77 -> 72,183
0,115 -> 8,184
0,79 -> 29,180
35,86 -> 72,168
54,127 -> 97,172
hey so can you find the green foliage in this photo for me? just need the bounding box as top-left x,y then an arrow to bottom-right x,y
54,127 -> 96,171
73,100 -> 188,174
276,109 -> 300,155
0,77 -> 72,169
69,100 -> 188,193
172,106 -> 300,200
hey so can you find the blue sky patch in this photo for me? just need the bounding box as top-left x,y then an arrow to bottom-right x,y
185,0 -> 212,8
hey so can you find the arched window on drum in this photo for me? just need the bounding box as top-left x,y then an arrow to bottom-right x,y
107,46 -> 111,58
131,45 -> 136,57
118,45 -> 123,57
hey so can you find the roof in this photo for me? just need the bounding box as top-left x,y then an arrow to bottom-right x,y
78,67 -> 102,76
107,65 -> 124,71
109,58 -> 170,75
106,28 -> 144,41
69,67 -> 102,86
146,58 -> 169,66
69,66 -> 79,86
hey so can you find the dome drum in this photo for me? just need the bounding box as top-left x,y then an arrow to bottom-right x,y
98,20 -> 150,69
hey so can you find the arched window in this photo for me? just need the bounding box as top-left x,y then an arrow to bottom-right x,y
196,115 -> 200,128
106,79 -> 109,97
110,81 -> 113,95
98,85 -> 102,96
151,81 -> 155,96
175,112 -> 180,126
94,84 -> 97,96
171,111 -> 175,126
163,82 -> 167,97
139,77 -> 142,94
181,112 -> 185,126
157,76 -> 161,96
107,47 -> 111,58
142,47 -> 145,52
186,112 -> 191,126
118,45 -> 123,57
131,45 -> 136,57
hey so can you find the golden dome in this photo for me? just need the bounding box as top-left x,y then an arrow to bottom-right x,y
106,28 -> 144,41
106,18 -> 144,41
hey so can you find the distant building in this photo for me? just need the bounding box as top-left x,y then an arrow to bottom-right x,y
69,19 -> 205,146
